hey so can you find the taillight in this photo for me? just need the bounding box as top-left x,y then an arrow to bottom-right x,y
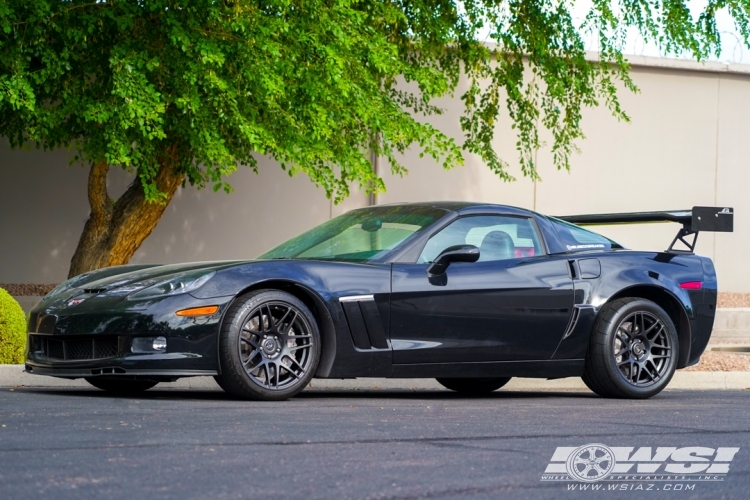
679,281 -> 703,290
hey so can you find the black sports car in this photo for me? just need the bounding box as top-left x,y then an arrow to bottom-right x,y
26,202 -> 733,400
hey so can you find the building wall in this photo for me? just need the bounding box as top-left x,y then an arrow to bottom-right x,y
1,56 -> 748,290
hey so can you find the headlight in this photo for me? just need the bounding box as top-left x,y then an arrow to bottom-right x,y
128,271 -> 215,300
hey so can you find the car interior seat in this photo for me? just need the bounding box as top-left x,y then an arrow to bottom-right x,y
479,230 -> 515,261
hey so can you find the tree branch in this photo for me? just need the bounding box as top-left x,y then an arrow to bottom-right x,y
87,159 -> 110,221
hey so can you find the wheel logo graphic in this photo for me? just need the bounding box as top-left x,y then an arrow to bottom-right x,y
566,444 -> 616,482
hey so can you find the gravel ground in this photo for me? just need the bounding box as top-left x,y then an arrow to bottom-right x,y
717,292 -> 750,307
684,351 -> 750,371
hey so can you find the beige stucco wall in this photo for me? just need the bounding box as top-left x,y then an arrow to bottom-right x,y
1,56 -> 748,290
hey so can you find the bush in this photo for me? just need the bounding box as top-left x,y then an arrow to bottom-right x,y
0,288 -> 27,364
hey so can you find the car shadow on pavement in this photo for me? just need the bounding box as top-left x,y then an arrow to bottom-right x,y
11,387 -> 599,401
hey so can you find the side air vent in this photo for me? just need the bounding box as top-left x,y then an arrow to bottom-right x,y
562,307 -> 582,339
339,295 -> 389,350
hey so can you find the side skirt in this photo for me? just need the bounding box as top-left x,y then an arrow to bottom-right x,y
391,359 -> 584,379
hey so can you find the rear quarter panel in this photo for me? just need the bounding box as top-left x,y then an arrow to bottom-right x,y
553,251 -> 715,367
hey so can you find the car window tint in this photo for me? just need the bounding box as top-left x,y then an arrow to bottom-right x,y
259,206 -> 446,262
418,216 -> 543,263
547,217 -> 624,252
297,222 -> 419,259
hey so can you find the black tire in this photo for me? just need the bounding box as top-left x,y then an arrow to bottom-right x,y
213,375 -> 234,394
582,298 -> 679,399
85,378 -> 158,395
436,377 -> 511,394
216,290 -> 321,401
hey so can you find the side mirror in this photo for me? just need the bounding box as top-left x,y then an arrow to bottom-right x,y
427,245 -> 480,277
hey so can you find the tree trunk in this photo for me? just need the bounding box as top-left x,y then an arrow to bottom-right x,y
68,146 -> 183,278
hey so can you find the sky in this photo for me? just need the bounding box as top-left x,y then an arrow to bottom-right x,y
477,0 -> 749,65
574,0 -> 750,64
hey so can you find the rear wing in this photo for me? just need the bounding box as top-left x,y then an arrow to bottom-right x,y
557,206 -> 734,253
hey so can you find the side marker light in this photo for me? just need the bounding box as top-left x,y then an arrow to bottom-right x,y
176,305 -> 219,317
679,281 -> 703,290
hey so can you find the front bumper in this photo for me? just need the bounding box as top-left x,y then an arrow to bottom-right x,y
26,292 -> 235,379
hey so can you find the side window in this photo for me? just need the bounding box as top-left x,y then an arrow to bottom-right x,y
418,216 -> 544,263
547,217 -> 623,252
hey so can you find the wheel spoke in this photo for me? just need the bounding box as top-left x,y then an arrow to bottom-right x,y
645,323 -> 664,340
264,305 -> 276,330
240,336 -> 259,348
630,362 -> 640,383
242,349 -> 261,367
272,363 -> 280,389
281,361 -> 300,379
285,355 -> 306,375
281,311 -> 298,335
640,315 -> 655,335
287,344 -> 311,353
276,307 -> 294,333
262,362 -> 272,387
616,329 -> 630,343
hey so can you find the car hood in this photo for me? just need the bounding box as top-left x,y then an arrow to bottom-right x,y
46,260 -> 249,301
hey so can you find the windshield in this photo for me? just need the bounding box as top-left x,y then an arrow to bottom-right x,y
259,206 -> 447,262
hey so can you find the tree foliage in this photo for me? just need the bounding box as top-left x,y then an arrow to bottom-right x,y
0,288 -> 26,364
0,1 -> 748,274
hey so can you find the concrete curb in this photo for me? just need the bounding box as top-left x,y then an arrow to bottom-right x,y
1,365 -> 748,392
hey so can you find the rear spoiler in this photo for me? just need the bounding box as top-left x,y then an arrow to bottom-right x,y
557,206 -> 734,253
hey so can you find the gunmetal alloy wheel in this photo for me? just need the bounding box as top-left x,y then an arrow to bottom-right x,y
217,290 -> 320,401
582,298 -> 679,399
613,311 -> 672,387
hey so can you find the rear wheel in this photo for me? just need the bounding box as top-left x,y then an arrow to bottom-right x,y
85,378 -> 158,395
436,377 -> 511,394
582,298 -> 678,399
216,290 -> 321,401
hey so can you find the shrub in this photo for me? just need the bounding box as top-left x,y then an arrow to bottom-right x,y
0,288 -> 27,364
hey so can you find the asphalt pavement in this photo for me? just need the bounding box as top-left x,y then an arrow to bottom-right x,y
0,386 -> 749,500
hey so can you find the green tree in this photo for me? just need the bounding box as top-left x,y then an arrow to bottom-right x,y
1,1 -> 748,277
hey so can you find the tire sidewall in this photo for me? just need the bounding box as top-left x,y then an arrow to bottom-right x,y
598,299 -> 679,398
219,290 -> 321,401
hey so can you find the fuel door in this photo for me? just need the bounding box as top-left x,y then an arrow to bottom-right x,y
578,258 -> 601,279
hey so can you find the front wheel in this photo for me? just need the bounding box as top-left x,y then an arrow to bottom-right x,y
216,290 -> 321,401
436,377 -> 511,394
582,298 -> 679,399
85,378 -> 158,395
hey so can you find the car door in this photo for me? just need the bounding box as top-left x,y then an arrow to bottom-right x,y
389,214 -> 574,363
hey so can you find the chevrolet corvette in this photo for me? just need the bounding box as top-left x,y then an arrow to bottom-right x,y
26,202 -> 733,400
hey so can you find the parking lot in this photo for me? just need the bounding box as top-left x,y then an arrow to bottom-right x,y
0,386 -> 748,499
